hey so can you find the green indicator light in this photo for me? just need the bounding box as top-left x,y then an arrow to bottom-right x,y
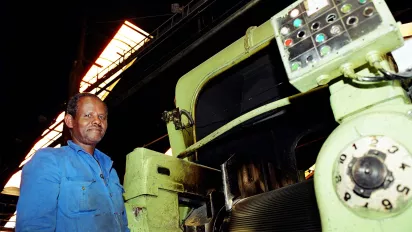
320,45 -> 332,57
316,33 -> 327,43
358,0 -> 367,4
341,4 -> 352,14
291,62 -> 301,71
293,18 -> 303,28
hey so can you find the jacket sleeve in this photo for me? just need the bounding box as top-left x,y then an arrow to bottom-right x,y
122,204 -> 130,232
109,168 -> 130,232
16,149 -> 61,232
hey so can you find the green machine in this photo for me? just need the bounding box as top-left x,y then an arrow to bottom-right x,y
123,0 -> 412,231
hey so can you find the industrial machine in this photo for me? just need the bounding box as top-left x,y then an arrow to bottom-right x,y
123,0 -> 412,231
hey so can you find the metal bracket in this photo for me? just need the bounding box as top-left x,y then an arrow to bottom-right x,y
244,26 -> 257,53
162,108 -> 194,130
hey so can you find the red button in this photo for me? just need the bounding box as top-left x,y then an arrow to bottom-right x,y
284,38 -> 293,47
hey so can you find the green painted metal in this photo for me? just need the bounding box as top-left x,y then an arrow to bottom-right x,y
125,0 -> 412,230
178,97 -> 291,158
271,0 -> 405,92
178,86 -> 331,158
330,79 -> 410,123
123,148 -> 221,231
171,22 -> 276,152
166,121 -> 187,157
315,74 -> 412,231
168,0 -> 405,155
126,6 -> 282,232
123,148 -> 183,232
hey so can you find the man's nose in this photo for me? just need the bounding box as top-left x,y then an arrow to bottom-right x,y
92,115 -> 102,125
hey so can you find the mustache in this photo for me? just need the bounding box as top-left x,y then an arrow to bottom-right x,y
88,125 -> 103,131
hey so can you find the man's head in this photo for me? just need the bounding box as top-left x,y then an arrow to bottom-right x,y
64,93 -> 108,147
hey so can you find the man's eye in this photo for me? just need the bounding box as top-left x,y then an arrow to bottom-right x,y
99,115 -> 107,120
84,114 -> 91,118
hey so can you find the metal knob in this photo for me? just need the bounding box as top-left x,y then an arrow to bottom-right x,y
351,155 -> 388,190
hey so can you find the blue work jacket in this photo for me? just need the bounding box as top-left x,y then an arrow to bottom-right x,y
16,140 -> 129,232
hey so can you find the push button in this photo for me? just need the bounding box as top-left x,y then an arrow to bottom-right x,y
293,18 -> 303,28
284,38 -> 293,47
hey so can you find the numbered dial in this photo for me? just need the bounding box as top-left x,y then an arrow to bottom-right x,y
334,136 -> 412,217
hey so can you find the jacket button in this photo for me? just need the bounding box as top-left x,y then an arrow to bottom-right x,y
100,174 -> 104,179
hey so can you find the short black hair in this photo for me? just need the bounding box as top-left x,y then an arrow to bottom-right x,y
66,93 -> 108,117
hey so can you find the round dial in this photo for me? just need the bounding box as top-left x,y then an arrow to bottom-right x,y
333,135 -> 412,218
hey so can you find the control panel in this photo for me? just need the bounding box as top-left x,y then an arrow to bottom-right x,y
271,0 -> 404,92
333,135 -> 412,218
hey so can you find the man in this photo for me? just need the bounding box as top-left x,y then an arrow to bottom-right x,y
16,93 -> 129,232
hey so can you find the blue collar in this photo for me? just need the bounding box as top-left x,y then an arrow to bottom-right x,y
67,140 -> 113,172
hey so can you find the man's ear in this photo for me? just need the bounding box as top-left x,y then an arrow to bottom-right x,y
64,114 -> 74,129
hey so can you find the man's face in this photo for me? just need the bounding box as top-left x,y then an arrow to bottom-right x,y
66,96 -> 108,146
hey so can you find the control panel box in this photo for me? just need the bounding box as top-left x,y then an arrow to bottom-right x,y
271,0 -> 404,92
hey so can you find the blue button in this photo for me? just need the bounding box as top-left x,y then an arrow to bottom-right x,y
293,18 -> 303,28
316,33 -> 327,43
